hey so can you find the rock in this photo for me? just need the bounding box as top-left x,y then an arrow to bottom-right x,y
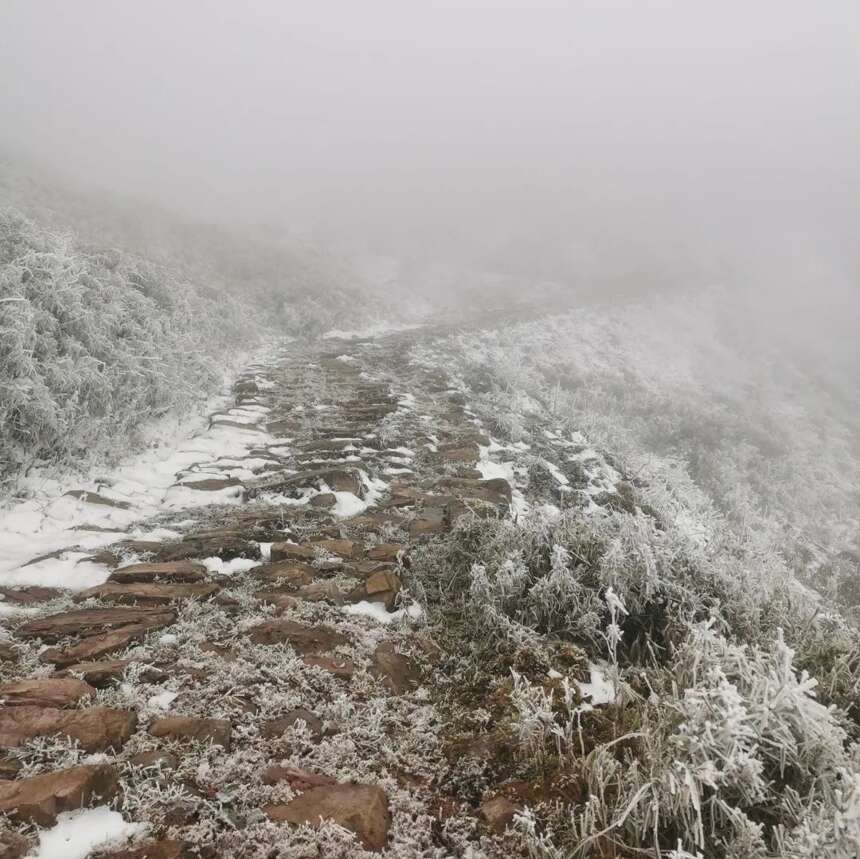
264,783 -> 390,852
247,620 -> 347,654
254,591 -> 299,612
0,645 -> 15,662
129,750 -> 178,769
0,586 -> 62,605
409,509 -> 448,537
149,716 -> 231,750
294,581 -> 343,604
59,659 -> 130,687
177,477 -> 242,492
262,709 -> 323,741
255,560 -> 316,585
75,582 -> 220,605
246,468 -> 363,500
347,571 -> 401,610
64,490 -> 131,509
367,543 -> 405,562
0,764 -> 118,825
370,643 -> 420,695
310,539 -> 360,558
435,477 -> 512,507
0,756 -> 20,779
269,542 -> 316,562
0,678 -> 96,708
479,796 -> 518,832
0,706 -> 137,751
262,766 -> 337,788
309,492 -> 337,509
92,840 -> 195,859
18,607 -> 176,642
41,626 -> 153,667
108,561 -> 208,583
302,655 -> 355,679
436,442 -> 480,464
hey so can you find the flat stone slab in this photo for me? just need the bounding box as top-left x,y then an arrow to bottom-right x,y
76,582 -> 220,605
108,561 -> 208,583
0,706 -> 137,751
370,643 -> 421,695
149,716 -> 231,750
0,678 -> 96,708
0,763 -> 119,825
262,708 -> 323,740
58,659 -> 130,687
18,606 -> 176,642
247,620 -> 348,654
41,626 -> 153,667
264,783 -> 390,852
254,561 -> 316,585
0,586 -> 63,605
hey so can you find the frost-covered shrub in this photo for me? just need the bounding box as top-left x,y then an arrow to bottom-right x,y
0,208 -> 251,487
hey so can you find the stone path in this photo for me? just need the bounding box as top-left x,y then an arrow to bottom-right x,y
0,331 -> 531,857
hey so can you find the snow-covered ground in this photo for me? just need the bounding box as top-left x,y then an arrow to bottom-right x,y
0,352 -> 287,592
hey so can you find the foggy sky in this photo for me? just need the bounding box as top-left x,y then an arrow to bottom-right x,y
2,1 -> 860,279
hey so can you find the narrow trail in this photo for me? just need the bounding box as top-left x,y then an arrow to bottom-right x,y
0,327 -> 561,857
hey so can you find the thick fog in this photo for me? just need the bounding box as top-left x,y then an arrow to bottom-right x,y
2,1 -> 859,321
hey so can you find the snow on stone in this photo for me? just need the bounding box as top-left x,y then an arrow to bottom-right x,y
0,349 -> 288,589
342,601 -> 423,624
202,556 -> 260,575
28,806 -> 148,859
577,664 -> 618,708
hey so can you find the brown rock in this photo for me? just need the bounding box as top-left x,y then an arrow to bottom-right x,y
0,678 -> 96,708
437,442 -> 480,464
0,764 -> 118,825
0,756 -> 20,779
309,492 -> 337,509
176,477 -> 242,492
247,620 -> 347,653
0,645 -> 15,662
254,590 -> 299,612
265,783 -> 390,851
108,561 -> 208,583
370,643 -> 421,695
479,796 -> 518,832
59,659 -> 130,687
310,539 -> 360,558
41,626 -> 152,667
255,561 -> 316,585
302,655 -> 354,679
269,542 -> 316,562
0,706 -> 137,751
262,708 -> 323,740
0,586 -> 62,605
409,509 -> 448,537
435,477 -> 512,507
18,607 -> 175,642
367,543 -> 405,562
294,582 -> 343,604
76,582 -> 220,605
247,468 -> 363,500
149,716 -> 231,749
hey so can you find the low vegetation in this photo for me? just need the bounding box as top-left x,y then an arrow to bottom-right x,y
409,314 -> 860,857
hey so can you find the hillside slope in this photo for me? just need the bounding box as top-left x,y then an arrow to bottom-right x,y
0,317 -> 857,857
